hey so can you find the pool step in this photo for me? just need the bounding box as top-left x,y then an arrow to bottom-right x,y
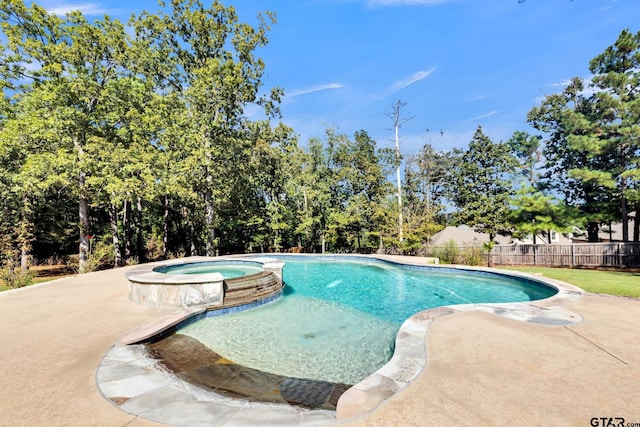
223,272 -> 283,307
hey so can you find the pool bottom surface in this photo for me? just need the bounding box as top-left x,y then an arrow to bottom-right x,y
147,333 -> 351,410
179,295 -> 397,385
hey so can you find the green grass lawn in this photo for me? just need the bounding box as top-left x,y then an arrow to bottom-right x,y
501,266 -> 640,298
0,276 -> 60,292
1,266 -> 74,293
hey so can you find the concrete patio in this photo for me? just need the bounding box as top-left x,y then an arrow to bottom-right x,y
0,258 -> 638,426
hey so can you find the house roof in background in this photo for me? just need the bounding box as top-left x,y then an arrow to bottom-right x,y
429,225 -> 511,246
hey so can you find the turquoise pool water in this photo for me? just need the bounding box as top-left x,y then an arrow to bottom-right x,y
154,261 -> 263,279
178,257 -> 556,384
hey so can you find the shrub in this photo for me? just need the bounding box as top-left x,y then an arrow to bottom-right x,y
431,241 -> 485,266
146,234 -> 165,261
67,238 -> 115,273
0,265 -> 34,289
434,239 -> 461,264
460,245 -> 483,266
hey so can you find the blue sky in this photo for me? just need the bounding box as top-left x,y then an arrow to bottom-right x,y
40,0 -> 640,154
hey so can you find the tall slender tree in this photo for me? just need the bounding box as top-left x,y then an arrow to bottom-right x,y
584,29 -> 640,241
385,100 -> 412,243
451,126 -> 517,241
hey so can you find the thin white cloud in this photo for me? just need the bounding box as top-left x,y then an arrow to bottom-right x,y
471,95 -> 487,101
368,0 -> 448,5
466,111 -> 497,121
549,78 -> 574,88
541,77 -> 600,101
287,83 -> 344,98
47,3 -> 109,16
390,68 -> 436,92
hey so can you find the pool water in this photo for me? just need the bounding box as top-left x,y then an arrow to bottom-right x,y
178,257 -> 556,384
154,261 -> 263,279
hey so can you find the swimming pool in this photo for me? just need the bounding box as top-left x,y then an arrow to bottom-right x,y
174,256 -> 556,384
101,255 -> 583,423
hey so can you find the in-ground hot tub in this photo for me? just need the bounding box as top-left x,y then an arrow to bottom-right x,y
126,257 -> 284,309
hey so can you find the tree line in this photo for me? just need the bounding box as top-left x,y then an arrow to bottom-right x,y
0,0 -> 638,276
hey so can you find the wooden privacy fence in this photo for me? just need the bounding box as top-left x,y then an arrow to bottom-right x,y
489,243 -> 640,268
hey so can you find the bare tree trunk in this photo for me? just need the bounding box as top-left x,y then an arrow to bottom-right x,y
386,100 -> 411,244
633,203 -> 639,242
78,195 -> 90,274
609,221 -> 613,242
587,222 -> 600,242
205,187 -> 216,256
189,220 -> 196,256
203,124 -> 216,257
109,203 -> 123,267
163,196 -> 169,258
20,248 -> 29,270
74,135 -> 90,274
123,199 -> 132,260
18,194 -> 33,270
136,196 -> 145,262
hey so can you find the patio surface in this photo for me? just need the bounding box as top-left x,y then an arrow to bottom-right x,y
0,257 -> 638,426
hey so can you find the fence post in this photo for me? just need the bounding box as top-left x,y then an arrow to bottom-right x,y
571,244 -> 575,267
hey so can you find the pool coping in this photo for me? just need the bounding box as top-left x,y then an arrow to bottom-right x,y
96,255 -> 585,426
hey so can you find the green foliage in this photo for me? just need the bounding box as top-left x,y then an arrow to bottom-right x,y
433,239 -> 461,264
482,240 -> 495,267
286,127 -> 391,253
510,186 -> 581,243
529,29 -> 640,242
402,144 -> 454,251
507,131 -> 542,186
461,245 -> 483,266
0,266 -> 33,289
432,240 -> 483,265
66,238 -> 114,273
451,126 -> 518,240
131,0 -> 281,256
0,4 -> 637,265
145,234 -> 166,261
0,0 -> 286,264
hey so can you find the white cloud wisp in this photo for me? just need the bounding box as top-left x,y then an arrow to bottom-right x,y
368,0 -> 448,6
466,110 -> 498,121
287,83 -> 344,98
47,3 -> 109,16
389,68 -> 436,93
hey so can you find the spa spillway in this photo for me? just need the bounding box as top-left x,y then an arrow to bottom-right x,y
126,257 -> 284,309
